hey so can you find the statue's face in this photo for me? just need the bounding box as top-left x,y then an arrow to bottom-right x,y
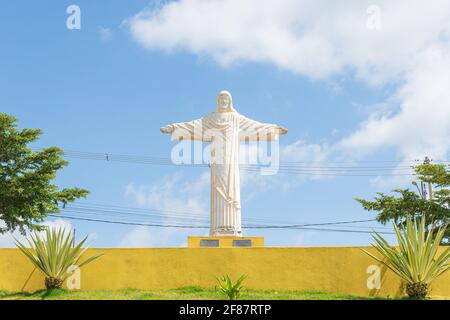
217,94 -> 231,112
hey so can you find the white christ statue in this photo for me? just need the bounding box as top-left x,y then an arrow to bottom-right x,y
160,90 -> 288,237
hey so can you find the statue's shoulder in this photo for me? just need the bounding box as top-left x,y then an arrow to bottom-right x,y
235,112 -> 247,119
203,111 -> 240,122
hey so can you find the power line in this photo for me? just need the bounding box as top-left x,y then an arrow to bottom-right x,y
239,167 -> 415,176
60,209 -> 209,225
51,201 -> 393,233
54,149 -> 422,176
62,150 -> 413,168
32,148 -> 450,167
50,214 -> 208,229
61,201 -> 393,228
31,148 -> 450,176
50,214 -> 394,234
60,207 -> 379,227
55,204 -> 392,233
64,205 -> 209,221
58,149 -> 448,164
63,203 -> 276,224
49,199 -> 395,234
244,218 -> 379,228
60,209 -> 391,231
64,151 -> 417,169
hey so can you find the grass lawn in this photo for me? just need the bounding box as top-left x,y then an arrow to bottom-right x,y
0,287 -> 384,300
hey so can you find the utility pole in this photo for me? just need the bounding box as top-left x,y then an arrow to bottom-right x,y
423,156 -> 433,200
423,156 -> 439,233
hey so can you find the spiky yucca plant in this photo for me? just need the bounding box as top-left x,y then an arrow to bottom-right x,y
363,217 -> 449,299
216,275 -> 247,300
15,227 -> 103,289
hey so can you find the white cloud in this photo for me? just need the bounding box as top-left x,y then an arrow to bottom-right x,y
126,0 -> 450,189
122,172 -> 210,247
125,171 -> 209,215
127,0 -> 450,82
98,26 -> 112,42
241,140 -> 333,193
290,231 -> 318,246
119,226 -> 153,247
337,46 -> 450,161
281,140 -> 330,163
0,218 -> 73,248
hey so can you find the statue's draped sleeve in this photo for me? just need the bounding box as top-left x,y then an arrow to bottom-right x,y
238,114 -> 280,141
170,114 -> 215,141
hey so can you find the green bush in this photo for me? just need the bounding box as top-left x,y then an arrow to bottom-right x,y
15,226 -> 103,289
363,217 -> 449,299
216,274 -> 247,300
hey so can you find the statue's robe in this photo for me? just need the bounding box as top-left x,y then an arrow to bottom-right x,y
169,109 -> 280,236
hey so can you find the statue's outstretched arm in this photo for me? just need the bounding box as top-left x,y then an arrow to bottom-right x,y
239,115 -> 288,141
160,124 -> 174,134
160,118 -> 208,141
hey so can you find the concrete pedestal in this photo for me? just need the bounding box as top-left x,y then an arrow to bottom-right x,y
187,236 -> 264,248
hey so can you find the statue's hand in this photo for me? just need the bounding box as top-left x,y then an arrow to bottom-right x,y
277,126 -> 288,135
160,125 -> 174,134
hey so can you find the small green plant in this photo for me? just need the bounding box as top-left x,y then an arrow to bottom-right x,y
216,274 -> 247,300
363,217 -> 449,299
15,226 -> 103,289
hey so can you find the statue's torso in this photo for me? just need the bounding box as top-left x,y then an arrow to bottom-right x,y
203,112 -> 240,165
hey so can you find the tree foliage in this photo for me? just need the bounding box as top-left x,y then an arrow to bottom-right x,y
356,163 -> 450,244
0,113 -> 89,234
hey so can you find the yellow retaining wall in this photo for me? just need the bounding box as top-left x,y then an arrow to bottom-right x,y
0,247 -> 449,298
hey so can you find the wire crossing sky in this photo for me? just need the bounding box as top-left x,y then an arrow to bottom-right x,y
34,148 -> 449,176
54,201 -> 391,232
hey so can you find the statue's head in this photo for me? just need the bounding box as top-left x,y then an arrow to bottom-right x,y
216,90 -> 235,113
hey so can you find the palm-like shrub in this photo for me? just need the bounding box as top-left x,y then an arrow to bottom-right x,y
15,227 -> 103,289
364,217 -> 449,299
216,275 -> 247,300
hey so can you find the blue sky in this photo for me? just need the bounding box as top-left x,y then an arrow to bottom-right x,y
1,1 -> 449,247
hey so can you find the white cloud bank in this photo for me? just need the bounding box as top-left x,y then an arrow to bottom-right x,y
121,172 -> 210,247
125,171 -> 209,215
127,0 -> 450,169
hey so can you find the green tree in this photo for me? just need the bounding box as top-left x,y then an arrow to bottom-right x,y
356,163 -> 450,244
0,113 -> 88,234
